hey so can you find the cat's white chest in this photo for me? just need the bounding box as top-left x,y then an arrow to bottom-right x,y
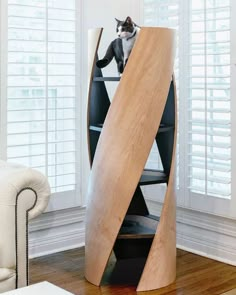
122,37 -> 136,63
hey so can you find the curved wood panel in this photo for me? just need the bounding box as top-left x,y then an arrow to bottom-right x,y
137,76 -> 177,291
87,29 -> 111,165
85,27 -> 176,288
87,29 -> 103,84
87,28 -> 103,166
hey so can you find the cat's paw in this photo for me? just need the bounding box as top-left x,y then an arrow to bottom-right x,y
96,58 -> 109,68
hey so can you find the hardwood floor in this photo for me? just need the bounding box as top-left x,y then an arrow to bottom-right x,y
221,290 -> 236,295
30,248 -> 236,295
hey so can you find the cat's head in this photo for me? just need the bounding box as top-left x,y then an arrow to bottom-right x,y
115,16 -> 137,39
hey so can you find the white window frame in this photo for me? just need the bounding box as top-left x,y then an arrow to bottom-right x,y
0,0 -> 86,211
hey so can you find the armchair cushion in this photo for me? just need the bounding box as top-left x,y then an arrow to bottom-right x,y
0,269 -> 15,293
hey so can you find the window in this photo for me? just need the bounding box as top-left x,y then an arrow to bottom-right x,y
1,0 -> 81,208
142,0 -> 235,217
189,1 -> 230,198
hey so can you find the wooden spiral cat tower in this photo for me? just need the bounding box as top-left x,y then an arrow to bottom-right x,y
85,27 -> 177,292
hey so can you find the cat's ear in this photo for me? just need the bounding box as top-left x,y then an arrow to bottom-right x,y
115,18 -> 121,23
125,16 -> 132,24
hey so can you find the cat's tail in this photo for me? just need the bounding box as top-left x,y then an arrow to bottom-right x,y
96,42 -> 115,68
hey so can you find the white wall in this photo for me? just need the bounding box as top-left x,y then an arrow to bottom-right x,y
84,0 -> 141,30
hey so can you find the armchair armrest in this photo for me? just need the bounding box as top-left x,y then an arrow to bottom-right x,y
0,160 -> 50,291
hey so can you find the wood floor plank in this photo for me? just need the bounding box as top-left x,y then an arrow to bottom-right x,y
221,289 -> 236,295
29,248 -> 236,295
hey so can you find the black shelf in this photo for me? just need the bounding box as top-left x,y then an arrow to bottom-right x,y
89,123 -> 174,134
93,77 -> 121,82
117,215 -> 159,239
114,214 -> 159,259
89,124 -> 103,132
158,125 -> 174,133
139,169 -> 168,185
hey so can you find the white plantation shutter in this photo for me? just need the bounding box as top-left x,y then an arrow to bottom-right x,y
189,1 -> 230,198
6,0 -> 80,207
143,0 -> 235,216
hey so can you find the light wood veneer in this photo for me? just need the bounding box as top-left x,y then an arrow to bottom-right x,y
85,27 -> 176,291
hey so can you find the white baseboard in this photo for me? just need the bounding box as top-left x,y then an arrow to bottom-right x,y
29,201 -> 236,267
146,198 -> 236,266
28,206 -> 86,258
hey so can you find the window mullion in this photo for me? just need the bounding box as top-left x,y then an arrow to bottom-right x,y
45,0 -> 49,178
230,0 -> 236,210
179,0 -> 191,207
0,0 -> 8,160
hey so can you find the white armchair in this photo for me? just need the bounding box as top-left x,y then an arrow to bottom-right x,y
0,161 -> 50,293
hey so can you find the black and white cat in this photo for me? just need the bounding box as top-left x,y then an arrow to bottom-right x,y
96,16 -> 140,75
